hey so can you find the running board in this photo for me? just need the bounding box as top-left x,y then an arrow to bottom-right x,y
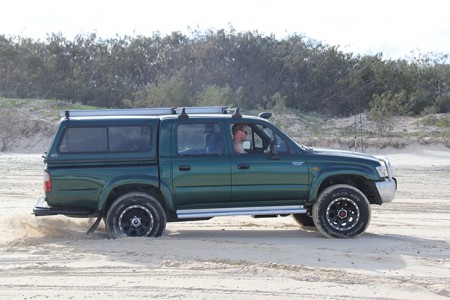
176,205 -> 306,219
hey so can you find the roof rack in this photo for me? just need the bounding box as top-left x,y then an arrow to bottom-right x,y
61,106 -> 234,118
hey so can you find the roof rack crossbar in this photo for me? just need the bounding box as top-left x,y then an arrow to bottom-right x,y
62,106 -> 233,118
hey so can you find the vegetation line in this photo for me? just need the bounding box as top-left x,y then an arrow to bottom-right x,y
0,31 -> 448,120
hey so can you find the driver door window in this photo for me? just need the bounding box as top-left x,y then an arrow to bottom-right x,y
239,124 -> 289,154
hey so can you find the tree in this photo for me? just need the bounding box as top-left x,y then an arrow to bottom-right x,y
370,91 -> 406,136
130,73 -> 190,108
196,85 -> 237,107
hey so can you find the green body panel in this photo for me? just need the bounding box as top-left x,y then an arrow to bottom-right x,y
172,155 -> 232,207
46,163 -> 160,211
158,119 -> 176,210
96,173 -> 160,211
230,152 -> 309,204
304,148 -> 381,203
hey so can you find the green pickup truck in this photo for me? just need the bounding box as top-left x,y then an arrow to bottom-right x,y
34,106 -> 396,238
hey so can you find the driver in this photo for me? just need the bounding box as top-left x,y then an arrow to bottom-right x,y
232,123 -> 248,154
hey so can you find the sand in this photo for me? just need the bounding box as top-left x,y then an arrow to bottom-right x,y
0,147 -> 449,299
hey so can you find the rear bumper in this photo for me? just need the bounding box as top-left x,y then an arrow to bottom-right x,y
33,196 -> 93,216
375,177 -> 397,203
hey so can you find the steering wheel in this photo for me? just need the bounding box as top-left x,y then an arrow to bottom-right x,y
264,138 -> 274,153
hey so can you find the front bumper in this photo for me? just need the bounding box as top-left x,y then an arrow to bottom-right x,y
375,177 -> 397,203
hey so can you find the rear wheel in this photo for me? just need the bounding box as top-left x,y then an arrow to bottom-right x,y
106,192 -> 166,238
312,184 -> 370,238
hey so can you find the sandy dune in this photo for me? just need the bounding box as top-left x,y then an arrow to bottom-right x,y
0,148 -> 449,299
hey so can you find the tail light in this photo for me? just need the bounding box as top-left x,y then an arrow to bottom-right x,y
44,170 -> 52,192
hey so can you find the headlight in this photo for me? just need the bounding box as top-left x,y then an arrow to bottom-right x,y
376,165 -> 388,178
374,156 -> 393,179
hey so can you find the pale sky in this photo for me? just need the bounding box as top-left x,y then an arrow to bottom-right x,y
2,0 -> 450,59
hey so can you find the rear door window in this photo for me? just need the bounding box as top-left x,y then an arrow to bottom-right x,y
177,123 -> 223,155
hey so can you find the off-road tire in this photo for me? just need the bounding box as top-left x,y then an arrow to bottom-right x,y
312,184 -> 371,238
105,192 -> 166,238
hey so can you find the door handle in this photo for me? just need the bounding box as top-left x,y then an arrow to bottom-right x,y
237,164 -> 250,169
179,165 -> 191,171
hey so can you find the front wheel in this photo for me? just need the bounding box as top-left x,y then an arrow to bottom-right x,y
105,192 -> 166,238
312,184 -> 371,238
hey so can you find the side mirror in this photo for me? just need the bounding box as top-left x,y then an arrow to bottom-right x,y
258,112 -> 272,119
243,141 -> 251,150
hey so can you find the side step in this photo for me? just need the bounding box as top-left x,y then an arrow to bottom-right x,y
176,205 -> 307,219
33,197 -> 93,216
